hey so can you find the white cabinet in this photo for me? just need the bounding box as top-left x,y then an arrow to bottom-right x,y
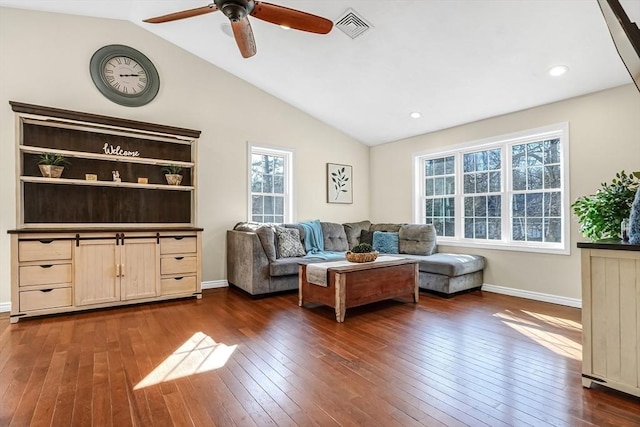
579,242 -> 640,398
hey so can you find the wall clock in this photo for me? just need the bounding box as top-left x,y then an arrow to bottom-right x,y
90,45 -> 160,107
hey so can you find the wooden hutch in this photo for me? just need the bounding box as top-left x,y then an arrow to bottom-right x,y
8,102 -> 203,323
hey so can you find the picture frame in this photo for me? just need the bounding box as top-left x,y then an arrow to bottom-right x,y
327,163 -> 353,204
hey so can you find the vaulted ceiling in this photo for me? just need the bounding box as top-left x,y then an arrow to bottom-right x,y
1,0 -> 638,145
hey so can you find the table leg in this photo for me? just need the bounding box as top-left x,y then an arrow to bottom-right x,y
298,265 -> 304,307
335,272 -> 346,322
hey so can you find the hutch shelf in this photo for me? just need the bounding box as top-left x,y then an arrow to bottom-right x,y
8,102 -> 204,323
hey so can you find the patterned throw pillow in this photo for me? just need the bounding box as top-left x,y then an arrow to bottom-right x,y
372,231 -> 399,254
274,226 -> 306,258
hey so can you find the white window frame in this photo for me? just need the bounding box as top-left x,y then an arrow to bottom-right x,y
412,123 -> 570,255
248,143 -> 294,224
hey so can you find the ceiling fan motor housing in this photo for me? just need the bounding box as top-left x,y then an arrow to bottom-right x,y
215,0 -> 254,22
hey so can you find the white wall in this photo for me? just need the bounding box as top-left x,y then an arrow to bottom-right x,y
370,84 -> 640,301
0,8 -> 370,306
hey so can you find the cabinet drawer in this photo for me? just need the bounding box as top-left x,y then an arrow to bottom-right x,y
20,287 -> 72,312
161,237 -> 197,254
19,240 -> 72,262
161,276 -> 196,295
161,256 -> 197,275
20,263 -> 72,287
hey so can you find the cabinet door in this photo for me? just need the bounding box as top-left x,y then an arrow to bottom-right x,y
121,238 -> 160,300
75,239 -> 120,306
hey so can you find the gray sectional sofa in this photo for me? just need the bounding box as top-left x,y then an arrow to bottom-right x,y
226,220 -> 485,297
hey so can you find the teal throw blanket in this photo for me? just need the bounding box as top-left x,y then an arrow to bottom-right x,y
299,220 -> 345,261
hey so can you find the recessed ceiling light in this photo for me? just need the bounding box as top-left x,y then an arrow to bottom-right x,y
548,65 -> 569,77
410,112 -> 422,119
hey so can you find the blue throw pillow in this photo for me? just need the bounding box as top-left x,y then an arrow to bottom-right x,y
372,231 -> 399,254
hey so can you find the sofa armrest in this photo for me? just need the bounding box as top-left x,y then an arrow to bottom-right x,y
226,230 -> 271,295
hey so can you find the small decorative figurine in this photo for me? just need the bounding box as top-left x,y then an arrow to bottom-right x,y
112,170 -> 121,182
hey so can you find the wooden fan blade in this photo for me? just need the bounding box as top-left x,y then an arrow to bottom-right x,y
250,2 -> 333,34
143,4 -> 218,24
231,18 -> 257,58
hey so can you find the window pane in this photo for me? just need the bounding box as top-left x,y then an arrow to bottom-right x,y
252,215 -> 262,223
274,175 -> 284,193
434,158 -> 444,175
252,195 -> 263,214
527,218 -> 543,241
434,177 -> 444,195
489,171 -> 501,192
512,169 -> 526,191
463,153 -> 475,173
544,139 -> 561,164
445,176 -> 455,194
251,178 -> 262,193
433,198 -> 444,216
527,167 -> 543,190
512,194 -> 525,217
512,218 -> 525,241
527,142 -> 543,166
474,219 -> 487,239
526,193 -> 543,217
274,157 -> 284,174
425,160 -> 434,176
425,199 -> 433,217
444,197 -> 455,217
474,196 -> 487,217
445,156 -> 455,174
273,215 -> 284,224
544,192 -> 561,216
512,145 -> 526,168
475,151 -> 488,171
476,172 -> 488,193
544,165 -> 561,189
465,218 -> 474,238
487,195 -> 501,217
263,174 -> 273,193
425,178 -> 434,196
488,149 -> 501,170
433,218 -> 444,235
464,197 -> 473,216
464,174 -> 475,193
263,215 -> 274,223
264,196 -> 274,214
274,197 -> 284,215
445,218 -> 455,237
544,218 -> 562,243
488,218 -> 501,240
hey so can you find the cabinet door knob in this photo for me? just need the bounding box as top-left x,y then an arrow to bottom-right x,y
174,237 -> 184,241
175,256 -> 184,260
120,264 -> 125,277
175,277 -> 183,281
39,239 -> 53,244
40,265 -> 53,269
40,289 -> 53,293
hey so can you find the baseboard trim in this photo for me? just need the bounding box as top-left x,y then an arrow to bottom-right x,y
202,280 -> 229,290
0,302 -> 11,313
482,283 -> 581,308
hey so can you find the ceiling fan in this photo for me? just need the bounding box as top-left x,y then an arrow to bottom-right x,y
143,0 -> 333,58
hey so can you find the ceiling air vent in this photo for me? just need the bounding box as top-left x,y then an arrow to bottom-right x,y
335,9 -> 372,39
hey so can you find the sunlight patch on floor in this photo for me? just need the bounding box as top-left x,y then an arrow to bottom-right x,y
494,311 -> 582,360
135,332 -> 237,390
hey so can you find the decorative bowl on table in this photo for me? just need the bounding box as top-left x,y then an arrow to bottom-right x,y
346,243 -> 378,263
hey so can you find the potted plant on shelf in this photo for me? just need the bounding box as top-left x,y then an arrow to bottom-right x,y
37,153 -> 68,178
163,164 -> 183,185
346,242 -> 379,263
572,170 -> 640,241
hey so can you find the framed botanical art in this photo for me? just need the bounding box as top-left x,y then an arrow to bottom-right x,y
327,163 -> 353,204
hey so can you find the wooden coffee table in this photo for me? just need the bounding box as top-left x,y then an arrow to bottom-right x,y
298,258 -> 419,322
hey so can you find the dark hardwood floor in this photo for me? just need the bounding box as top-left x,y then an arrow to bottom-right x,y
1,288 -> 639,426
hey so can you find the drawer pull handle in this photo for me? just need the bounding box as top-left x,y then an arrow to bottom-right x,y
39,239 -> 54,244
174,237 -> 184,241
40,265 -> 53,269
175,277 -> 184,281
40,289 -> 53,293
175,256 -> 184,260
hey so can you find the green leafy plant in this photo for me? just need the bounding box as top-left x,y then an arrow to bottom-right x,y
162,164 -> 183,175
38,152 -> 68,166
352,243 -> 374,253
571,170 -> 640,240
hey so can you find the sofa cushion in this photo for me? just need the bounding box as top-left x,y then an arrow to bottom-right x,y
234,222 -> 278,262
370,223 -> 404,233
360,230 -> 374,245
321,222 -> 349,252
399,224 -> 437,255
372,231 -> 399,254
400,253 -> 485,277
274,226 -> 306,258
342,220 -> 372,249
270,257 -> 303,277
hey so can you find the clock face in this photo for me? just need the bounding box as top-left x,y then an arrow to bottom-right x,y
90,45 -> 160,107
102,56 -> 148,95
